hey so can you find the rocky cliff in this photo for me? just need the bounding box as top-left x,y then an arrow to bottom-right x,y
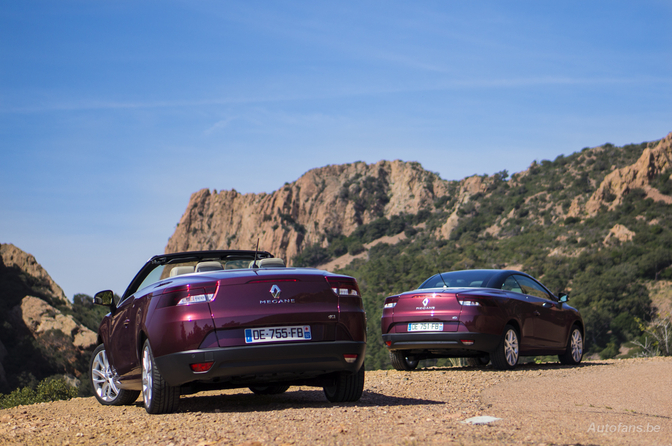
0,244 -> 70,309
165,160 -> 457,261
0,244 -> 96,393
583,132 -> 672,215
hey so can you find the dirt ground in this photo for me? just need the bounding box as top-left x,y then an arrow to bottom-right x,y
0,357 -> 670,445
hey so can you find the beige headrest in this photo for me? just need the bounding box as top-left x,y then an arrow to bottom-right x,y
248,258 -> 286,268
169,266 -> 195,277
195,261 -> 224,272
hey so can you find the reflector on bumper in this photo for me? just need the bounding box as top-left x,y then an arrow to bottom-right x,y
190,362 -> 214,373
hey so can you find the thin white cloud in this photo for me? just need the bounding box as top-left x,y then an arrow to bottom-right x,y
2,74 -> 668,115
204,117 -> 236,135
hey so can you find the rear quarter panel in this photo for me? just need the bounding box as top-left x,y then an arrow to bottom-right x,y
337,294 -> 367,341
456,289 -> 511,336
143,294 -> 215,358
456,289 -> 537,352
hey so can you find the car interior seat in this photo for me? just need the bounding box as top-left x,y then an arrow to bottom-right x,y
248,258 -> 286,268
169,266 -> 195,277
195,261 -> 224,272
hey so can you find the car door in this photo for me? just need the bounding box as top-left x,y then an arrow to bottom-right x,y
513,275 -> 566,350
106,294 -> 139,378
499,275 -> 538,351
107,263 -> 167,381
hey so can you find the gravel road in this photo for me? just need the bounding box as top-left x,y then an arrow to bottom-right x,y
1,357 -> 670,445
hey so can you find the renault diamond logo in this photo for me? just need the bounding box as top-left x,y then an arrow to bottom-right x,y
422,297 -> 430,307
270,284 -> 281,299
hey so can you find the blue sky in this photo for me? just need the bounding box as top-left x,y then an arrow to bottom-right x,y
1,1 -> 671,299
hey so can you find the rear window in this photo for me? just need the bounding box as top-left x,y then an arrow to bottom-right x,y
130,257 -> 260,297
419,270 -> 498,289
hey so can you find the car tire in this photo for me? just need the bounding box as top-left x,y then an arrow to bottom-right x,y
142,340 -> 180,414
249,385 -> 291,395
559,325 -> 583,365
465,354 -> 490,368
90,344 -> 140,406
389,351 -> 420,371
323,366 -> 365,403
491,325 -> 519,370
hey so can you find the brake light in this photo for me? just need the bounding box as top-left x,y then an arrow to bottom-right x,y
343,354 -> 358,363
159,282 -> 219,307
383,296 -> 399,309
326,277 -> 360,297
177,292 -> 214,306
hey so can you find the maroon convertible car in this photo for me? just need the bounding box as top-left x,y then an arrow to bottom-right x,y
90,250 -> 366,414
381,269 -> 584,371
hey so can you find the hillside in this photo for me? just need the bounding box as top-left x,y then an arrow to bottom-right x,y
168,132 -> 672,369
0,244 -> 98,394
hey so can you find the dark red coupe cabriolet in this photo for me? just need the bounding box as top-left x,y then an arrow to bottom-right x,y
90,250 -> 366,414
381,269 -> 584,371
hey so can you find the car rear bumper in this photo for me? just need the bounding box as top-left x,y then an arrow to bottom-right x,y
154,341 -> 366,387
382,332 -> 500,353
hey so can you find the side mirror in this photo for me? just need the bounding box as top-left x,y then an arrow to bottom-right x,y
93,290 -> 115,306
559,294 -> 569,303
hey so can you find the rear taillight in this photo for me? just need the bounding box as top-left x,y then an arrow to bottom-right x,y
158,282 -> 219,308
343,354 -> 358,364
326,277 -> 360,297
176,291 -> 214,306
456,294 -> 482,307
383,296 -> 399,309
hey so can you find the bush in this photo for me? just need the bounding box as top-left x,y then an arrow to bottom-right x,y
0,376 -> 78,409
348,241 -> 365,255
632,313 -> 672,357
291,244 -> 330,267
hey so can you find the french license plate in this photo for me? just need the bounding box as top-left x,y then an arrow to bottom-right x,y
408,322 -> 443,332
244,325 -> 312,343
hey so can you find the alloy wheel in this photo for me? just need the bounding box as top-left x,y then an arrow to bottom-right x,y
504,329 -> 519,366
142,344 -> 153,406
91,349 -> 120,402
570,329 -> 583,363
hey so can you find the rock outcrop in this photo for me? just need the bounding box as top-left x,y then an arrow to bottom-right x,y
0,244 -> 93,393
585,132 -> 672,216
0,243 -> 70,309
603,224 -> 636,245
166,160 -> 455,262
14,296 -> 96,350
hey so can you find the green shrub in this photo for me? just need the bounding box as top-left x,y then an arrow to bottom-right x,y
0,376 -> 78,409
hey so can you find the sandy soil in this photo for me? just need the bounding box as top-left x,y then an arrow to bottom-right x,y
0,357 -> 670,445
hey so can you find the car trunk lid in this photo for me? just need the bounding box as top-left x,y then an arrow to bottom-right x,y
390,290 -> 462,332
208,269 -> 344,347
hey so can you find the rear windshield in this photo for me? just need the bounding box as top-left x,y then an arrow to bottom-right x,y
129,256 -> 270,298
418,270 -> 498,289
